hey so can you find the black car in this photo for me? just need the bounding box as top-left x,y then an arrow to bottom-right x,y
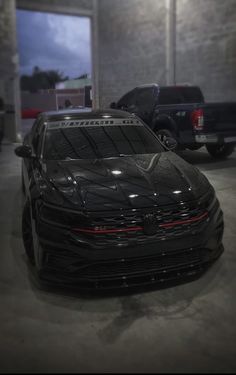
15,109 -> 224,289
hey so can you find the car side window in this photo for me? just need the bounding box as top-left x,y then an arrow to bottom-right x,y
135,88 -> 154,109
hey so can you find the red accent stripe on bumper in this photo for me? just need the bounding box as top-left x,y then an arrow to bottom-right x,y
160,211 -> 208,228
72,226 -> 143,234
72,212 -> 208,234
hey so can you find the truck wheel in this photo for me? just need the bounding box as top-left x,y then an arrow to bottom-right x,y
22,200 -> 35,264
206,143 -> 235,159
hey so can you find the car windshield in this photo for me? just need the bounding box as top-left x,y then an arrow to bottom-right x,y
43,118 -> 164,160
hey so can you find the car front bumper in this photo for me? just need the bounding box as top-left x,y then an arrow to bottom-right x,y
34,204 -> 224,290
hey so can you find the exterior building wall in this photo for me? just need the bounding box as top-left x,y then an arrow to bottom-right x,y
21,89 -> 85,111
176,0 -> 236,102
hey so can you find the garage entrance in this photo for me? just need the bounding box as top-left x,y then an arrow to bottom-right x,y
16,8 -> 92,137
1,0 -> 97,143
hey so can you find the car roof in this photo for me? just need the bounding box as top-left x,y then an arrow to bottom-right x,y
40,108 -> 133,122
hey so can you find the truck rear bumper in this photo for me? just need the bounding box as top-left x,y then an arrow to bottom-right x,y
195,134 -> 236,144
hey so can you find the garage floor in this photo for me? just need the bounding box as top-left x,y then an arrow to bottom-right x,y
0,141 -> 236,373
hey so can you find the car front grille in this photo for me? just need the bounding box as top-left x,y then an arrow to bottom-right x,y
70,191 -> 219,248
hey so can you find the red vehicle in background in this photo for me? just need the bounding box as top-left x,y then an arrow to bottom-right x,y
21,108 -> 42,119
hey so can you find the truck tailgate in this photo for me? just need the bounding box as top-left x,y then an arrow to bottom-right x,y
203,102 -> 236,132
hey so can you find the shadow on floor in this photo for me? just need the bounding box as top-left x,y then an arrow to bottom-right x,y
177,148 -> 236,171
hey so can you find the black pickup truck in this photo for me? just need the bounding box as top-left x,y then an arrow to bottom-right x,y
110,84 -> 236,158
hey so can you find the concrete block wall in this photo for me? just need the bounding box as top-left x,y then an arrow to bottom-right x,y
0,0 -> 17,85
176,0 -> 236,102
0,0 -> 21,141
97,0 -> 236,106
97,0 -> 166,108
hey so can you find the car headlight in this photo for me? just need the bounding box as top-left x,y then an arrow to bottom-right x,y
38,202 -> 88,228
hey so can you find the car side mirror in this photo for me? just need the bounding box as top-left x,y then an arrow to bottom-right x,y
15,145 -> 33,158
164,136 -> 178,151
110,102 -> 117,109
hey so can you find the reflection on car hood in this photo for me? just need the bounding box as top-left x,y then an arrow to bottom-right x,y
41,152 -> 211,211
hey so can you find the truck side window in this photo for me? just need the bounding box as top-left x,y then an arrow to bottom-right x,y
159,88 -> 182,105
136,88 -> 154,108
117,89 -> 136,109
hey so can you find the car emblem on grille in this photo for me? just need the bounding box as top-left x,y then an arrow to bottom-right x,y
143,213 -> 159,235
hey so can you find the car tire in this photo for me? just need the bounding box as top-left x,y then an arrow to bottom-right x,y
22,200 -> 35,264
206,143 -> 235,159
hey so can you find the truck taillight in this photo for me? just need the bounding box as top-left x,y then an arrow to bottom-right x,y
191,109 -> 204,130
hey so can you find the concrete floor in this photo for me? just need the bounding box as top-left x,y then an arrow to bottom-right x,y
0,139 -> 236,373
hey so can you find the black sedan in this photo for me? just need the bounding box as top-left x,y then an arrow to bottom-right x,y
15,109 -> 224,289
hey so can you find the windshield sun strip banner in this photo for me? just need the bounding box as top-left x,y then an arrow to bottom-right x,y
47,118 -> 143,130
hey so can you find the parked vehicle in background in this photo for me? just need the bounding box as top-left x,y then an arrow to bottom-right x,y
58,105 -> 92,113
21,107 -> 42,119
111,84 -> 236,159
14,109 -> 224,290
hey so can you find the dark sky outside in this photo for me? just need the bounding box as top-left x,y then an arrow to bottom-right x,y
16,9 -> 91,79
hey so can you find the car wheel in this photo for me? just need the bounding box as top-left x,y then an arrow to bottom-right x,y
22,200 -> 35,264
206,143 -> 235,159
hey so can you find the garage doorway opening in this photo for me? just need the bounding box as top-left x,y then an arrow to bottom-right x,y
16,9 -> 92,137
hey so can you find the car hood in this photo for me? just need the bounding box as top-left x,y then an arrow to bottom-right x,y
41,152 -> 211,211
